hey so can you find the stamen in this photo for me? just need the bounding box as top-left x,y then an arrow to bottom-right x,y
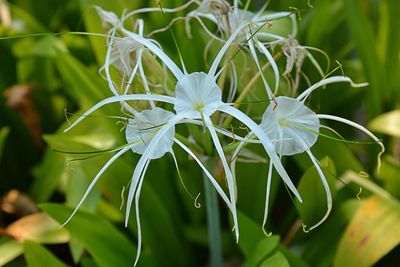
356,187 -> 362,200
302,223 -> 310,233
120,186 -> 126,210
273,92 -> 278,111
336,60 -> 345,76
194,193 -> 201,208
359,171 -> 369,178
64,108 -> 71,126
265,18 -> 272,29
239,125 -> 250,134
289,7 -> 301,21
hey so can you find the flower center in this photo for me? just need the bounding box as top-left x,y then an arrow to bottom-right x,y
260,96 -> 320,156
174,72 -> 222,119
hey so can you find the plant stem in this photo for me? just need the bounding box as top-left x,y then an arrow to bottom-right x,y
203,158 -> 223,267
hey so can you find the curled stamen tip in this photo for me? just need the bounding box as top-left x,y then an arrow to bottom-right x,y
194,193 -> 201,208
356,187 -> 363,201
302,223 -> 310,233
262,227 -> 272,237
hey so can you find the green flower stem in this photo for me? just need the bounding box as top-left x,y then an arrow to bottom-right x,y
203,158 -> 223,267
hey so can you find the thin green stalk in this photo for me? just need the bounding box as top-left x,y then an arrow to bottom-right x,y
203,158 -> 223,267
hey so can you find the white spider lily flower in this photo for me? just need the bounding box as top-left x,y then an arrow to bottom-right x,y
186,1 -> 327,98
185,0 -> 300,97
61,104 -> 233,266
62,22 -> 303,264
96,7 -> 163,115
232,76 -> 384,235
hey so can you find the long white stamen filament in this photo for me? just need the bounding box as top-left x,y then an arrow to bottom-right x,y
317,114 -> 384,172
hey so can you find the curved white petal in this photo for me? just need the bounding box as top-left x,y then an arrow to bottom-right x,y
64,94 -> 175,132
204,115 -> 239,241
209,22 -> 248,77
125,113 -> 187,227
262,161 -> 273,236
305,149 -> 332,231
317,114 -> 385,172
60,146 -> 131,228
247,33 -> 273,99
297,76 -> 369,102
257,40 -> 280,95
174,138 -> 232,208
218,104 -> 302,202
120,28 -> 184,80
133,159 -> 151,266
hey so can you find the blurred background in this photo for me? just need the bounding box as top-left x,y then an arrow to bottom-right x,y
0,0 -> 400,266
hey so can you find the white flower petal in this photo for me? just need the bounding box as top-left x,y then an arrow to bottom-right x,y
120,28 -> 184,80
218,104 -> 302,202
174,72 -> 222,119
260,96 -> 319,156
64,94 -> 175,133
204,115 -> 239,241
126,108 -> 175,159
133,159 -> 150,266
125,113 -> 187,227
60,146 -> 131,228
174,138 -> 232,208
317,114 -> 385,172
297,76 -> 369,102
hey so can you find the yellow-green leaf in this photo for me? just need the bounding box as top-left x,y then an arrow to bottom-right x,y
334,196 -> 400,267
368,110 -> 400,137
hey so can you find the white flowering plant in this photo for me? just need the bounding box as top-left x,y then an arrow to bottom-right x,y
1,1 -> 400,267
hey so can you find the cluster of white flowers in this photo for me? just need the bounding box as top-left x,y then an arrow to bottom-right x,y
61,1 -> 384,265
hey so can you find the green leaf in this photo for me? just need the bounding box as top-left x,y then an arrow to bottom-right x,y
237,210 -> 265,258
244,235 -> 280,267
259,251 -> 290,267
30,148 -> 68,202
296,157 -> 337,227
301,200 -> 361,267
368,110 -> 400,137
375,155 -> 400,198
39,203 -> 155,267
23,240 -> 68,267
0,126 -> 10,163
334,196 -> 400,267
0,237 -> 24,266
55,50 -> 111,107
344,0 -> 382,118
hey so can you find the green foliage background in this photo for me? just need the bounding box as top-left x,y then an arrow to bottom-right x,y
1,0 -> 400,266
